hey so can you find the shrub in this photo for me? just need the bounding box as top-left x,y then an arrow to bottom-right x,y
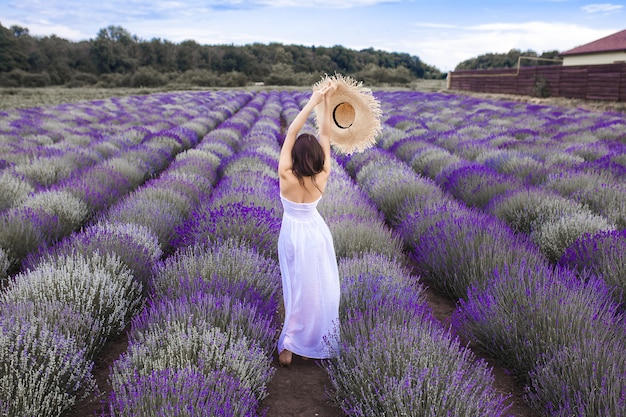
545,171 -> 614,198
355,159 -> 433,224
107,368 -> 259,417
453,263 -> 622,377
0,172 -> 34,211
176,202 -> 281,259
3,297 -> 105,354
324,318 -> 510,417
337,146 -> 389,176
209,174 -> 280,213
24,221 -> 162,288
559,229 -> 626,305
2,253 -> 143,353
480,151 -> 548,185
530,211 -> 616,262
0,247 -> 10,285
12,157 -> 73,187
318,190 -> 382,222
66,72 -> 99,87
130,291 -> 277,359
398,195 -> 546,298
526,338 -> 626,417
19,190 -> 88,237
110,325 -> 272,400
486,188 -> 581,234
103,156 -> 149,189
409,147 -> 462,179
168,149 -> 221,180
151,239 -> 280,309
327,215 -> 403,260
0,318 -> 96,417
338,252 -> 415,288
105,198 -> 184,251
572,183 -> 626,230
437,163 -> 522,209
63,166 -> 132,212
0,207 -> 62,263
175,69 -> 221,87
339,271 -> 429,331
130,67 -> 169,88
132,185 -> 197,218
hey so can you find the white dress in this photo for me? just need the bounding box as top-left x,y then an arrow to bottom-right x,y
277,194 -> 340,359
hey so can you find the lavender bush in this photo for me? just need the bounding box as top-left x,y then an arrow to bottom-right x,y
324,318 -> 510,417
355,157 -> 436,224
0,171 -> 34,211
530,211 -> 616,262
107,367 -> 260,417
0,207 -> 62,265
327,215 -> 403,259
177,201 -> 281,259
436,163 -> 522,209
1,299 -> 103,357
110,324 -> 273,400
402,200 -> 545,299
105,197 -> 184,251
559,229 -> 626,304
151,239 -> 280,307
526,338 -> 626,417
24,221 -> 162,288
409,146 -> 462,180
19,189 -> 89,237
129,291 -> 277,361
486,188 -> 583,234
0,317 -> 96,417
453,262 -> 623,377
2,252 -> 143,353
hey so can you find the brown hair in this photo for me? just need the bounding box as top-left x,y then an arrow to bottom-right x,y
291,133 -> 325,191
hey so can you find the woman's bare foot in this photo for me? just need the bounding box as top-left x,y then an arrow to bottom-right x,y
278,349 -> 292,367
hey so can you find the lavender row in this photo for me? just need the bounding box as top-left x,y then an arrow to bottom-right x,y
276,90 -> 510,416
347,99 -> 625,416
106,91 -> 283,416
0,91 -> 249,282
0,92 -> 224,204
0,91 -> 253,417
376,91 -> 626,305
379,91 -> 625,231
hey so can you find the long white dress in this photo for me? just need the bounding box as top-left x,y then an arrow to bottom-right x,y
277,194 -> 340,359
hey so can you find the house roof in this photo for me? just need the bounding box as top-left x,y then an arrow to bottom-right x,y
560,29 -> 626,56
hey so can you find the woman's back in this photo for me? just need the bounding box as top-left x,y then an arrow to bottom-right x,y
279,174 -> 328,204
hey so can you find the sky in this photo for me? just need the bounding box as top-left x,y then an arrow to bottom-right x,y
1,0 -> 625,72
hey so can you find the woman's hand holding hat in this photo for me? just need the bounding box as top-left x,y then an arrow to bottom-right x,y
312,73 -> 381,154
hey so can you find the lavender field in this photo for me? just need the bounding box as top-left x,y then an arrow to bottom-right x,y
1,89 -> 625,417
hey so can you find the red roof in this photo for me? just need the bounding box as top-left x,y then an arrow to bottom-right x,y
561,29 -> 626,56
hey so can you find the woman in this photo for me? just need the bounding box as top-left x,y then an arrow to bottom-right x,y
276,81 -> 340,367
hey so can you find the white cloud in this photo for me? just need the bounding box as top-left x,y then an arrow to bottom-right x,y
406,21 -> 618,71
254,0 -> 400,7
581,3 -> 624,13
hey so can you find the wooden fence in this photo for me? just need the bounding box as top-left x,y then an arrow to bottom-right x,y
448,62 -> 626,102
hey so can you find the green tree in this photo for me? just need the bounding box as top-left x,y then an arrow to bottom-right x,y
0,23 -> 27,71
90,25 -> 138,73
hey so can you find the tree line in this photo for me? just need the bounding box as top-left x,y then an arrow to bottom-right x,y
0,23 -> 446,88
455,48 -> 562,71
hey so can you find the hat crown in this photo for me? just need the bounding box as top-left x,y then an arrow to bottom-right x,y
313,73 -> 382,155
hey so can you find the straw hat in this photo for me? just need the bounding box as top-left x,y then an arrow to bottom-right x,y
312,73 -> 382,154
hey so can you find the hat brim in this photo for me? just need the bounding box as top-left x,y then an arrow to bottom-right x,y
313,73 -> 382,155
